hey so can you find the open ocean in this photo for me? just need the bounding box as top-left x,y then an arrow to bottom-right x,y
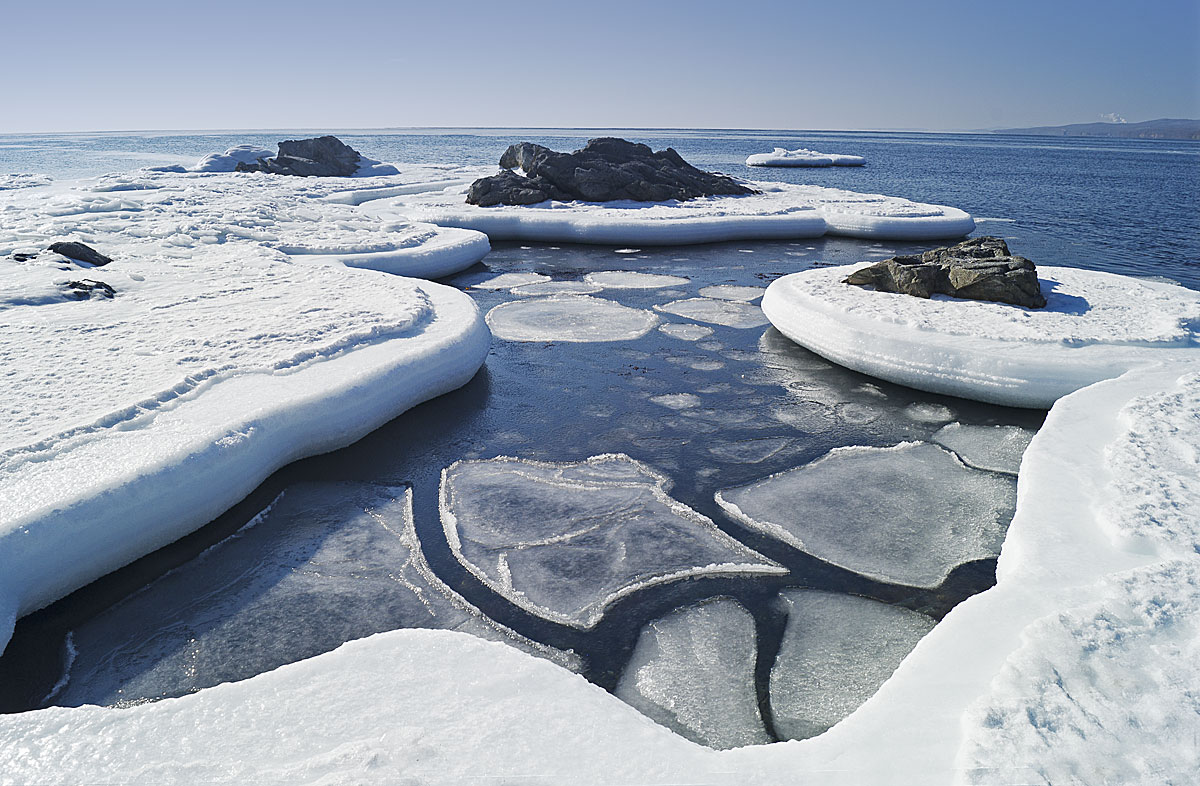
1,128 -> 1196,745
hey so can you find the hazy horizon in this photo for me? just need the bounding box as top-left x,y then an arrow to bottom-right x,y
2,0 -> 1197,135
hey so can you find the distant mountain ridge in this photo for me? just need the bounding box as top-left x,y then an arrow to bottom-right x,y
996,118 -> 1200,140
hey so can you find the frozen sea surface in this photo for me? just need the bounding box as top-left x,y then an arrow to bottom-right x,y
486,295 -> 659,342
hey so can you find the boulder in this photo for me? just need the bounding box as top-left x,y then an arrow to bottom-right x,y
466,137 -> 756,206
844,237 -> 1047,308
48,241 -> 112,267
63,279 -> 116,300
236,136 -> 364,177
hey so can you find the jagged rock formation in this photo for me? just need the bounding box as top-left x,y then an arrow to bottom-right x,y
235,136 -> 364,177
844,237 -> 1047,308
466,138 -> 756,206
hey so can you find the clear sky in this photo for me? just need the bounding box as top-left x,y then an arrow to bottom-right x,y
2,0 -> 1197,133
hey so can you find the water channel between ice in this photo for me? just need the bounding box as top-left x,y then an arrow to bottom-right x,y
0,237 -> 1044,749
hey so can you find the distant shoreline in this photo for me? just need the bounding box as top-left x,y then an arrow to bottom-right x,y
994,118 -> 1200,141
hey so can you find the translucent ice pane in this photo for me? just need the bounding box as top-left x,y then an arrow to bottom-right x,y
770,589 -> 936,740
616,598 -> 770,749
650,393 -> 702,410
54,483 -> 563,708
932,423 -> 1035,475
655,298 -> 769,329
510,280 -> 603,296
659,323 -> 715,341
697,285 -> 766,302
470,272 -> 550,290
708,437 -> 792,464
440,455 -> 784,628
485,295 -> 658,342
716,442 -> 1016,587
584,271 -> 690,289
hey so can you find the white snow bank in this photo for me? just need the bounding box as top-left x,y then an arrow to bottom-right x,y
0,167 -> 490,280
762,264 -> 1200,407
191,145 -> 277,172
0,245 -> 490,654
746,147 -> 866,167
372,179 -> 973,243
1,365 -> 1197,782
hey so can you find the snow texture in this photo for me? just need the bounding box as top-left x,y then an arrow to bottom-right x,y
716,442 -> 1016,588
1,365 -> 1197,783
486,295 -> 659,342
0,242 -> 490,652
378,179 -> 974,243
746,148 -> 866,167
54,483 -> 572,708
655,298 -> 770,329
616,598 -> 770,750
770,590 -> 936,740
762,264 -> 1200,407
439,455 -> 784,628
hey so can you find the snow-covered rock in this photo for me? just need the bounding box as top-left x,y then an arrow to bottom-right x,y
373,180 -> 974,244
438,455 -> 784,628
762,264 -> 1200,407
191,145 -> 277,172
746,147 -> 866,167
0,244 -> 490,654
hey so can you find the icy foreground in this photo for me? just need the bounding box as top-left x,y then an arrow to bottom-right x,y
0,364 -> 1197,783
373,179 -> 975,243
439,455 -> 783,628
0,243 -> 490,653
746,148 -> 866,167
762,264 -> 1200,407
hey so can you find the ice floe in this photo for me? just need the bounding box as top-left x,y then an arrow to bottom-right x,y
655,298 -> 770,329
377,180 -> 974,243
932,423 -> 1034,475
438,455 -> 784,628
0,244 -> 490,653
583,270 -> 691,289
469,272 -> 551,290
762,264 -> 1200,407
745,148 -> 866,167
697,284 -> 766,302
716,442 -> 1016,587
485,295 -> 659,342
3,365 -> 1195,784
770,590 -> 936,740
649,393 -> 702,410
658,323 -> 715,341
510,280 -> 603,296
615,598 -> 770,749
53,482 -> 571,708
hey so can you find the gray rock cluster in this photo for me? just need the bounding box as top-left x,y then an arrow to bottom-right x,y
844,237 -> 1047,308
235,136 -> 364,177
63,279 -> 116,300
466,137 -> 756,206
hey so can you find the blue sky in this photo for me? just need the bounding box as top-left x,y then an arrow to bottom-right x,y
2,0 -> 1197,133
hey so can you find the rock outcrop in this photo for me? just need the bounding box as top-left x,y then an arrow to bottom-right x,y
236,136 -> 365,177
844,237 -> 1047,308
63,279 -> 116,300
466,138 -> 756,207
48,241 -> 112,267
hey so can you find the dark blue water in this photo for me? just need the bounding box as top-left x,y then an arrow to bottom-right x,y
3,127 -> 1198,288
0,129 -> 1191,746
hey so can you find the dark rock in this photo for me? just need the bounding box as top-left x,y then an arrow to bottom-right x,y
10,252 -> 37,262
466,137 -> 756,206
844,237 -> 1047,308
63,279 -> 116,300
48,241 -> 112,267
235,135 -> 363,177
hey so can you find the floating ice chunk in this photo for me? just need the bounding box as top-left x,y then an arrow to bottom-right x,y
659,323 -> 715,341
708,437 -> 792,463
650,393 -> 702,410
762,265 -> 1200,407
697,285 -> 766,302
470,272 -> 551,290
665,356 -> 725,371
746,148 -> 865,167
439,454 -> 784,628
54,483 -> 570,708
191,145 -> 277,172
716,442 -> 1016,587
770,590 -> 935,740
510,280 -> 603,296
486,296 -> 658,343
584,271 -> 691,289
615,598 -> 770,750
655,298 -> 769,329
932,423 -> 1034,475
903,402 -> 955,424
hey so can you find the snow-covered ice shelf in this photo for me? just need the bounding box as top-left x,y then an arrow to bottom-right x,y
438,455 -> 785,629
762,264 -> 1200,407
370,180 -> 975,244
746,147 -> 866,167
0,244 -> 490,654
